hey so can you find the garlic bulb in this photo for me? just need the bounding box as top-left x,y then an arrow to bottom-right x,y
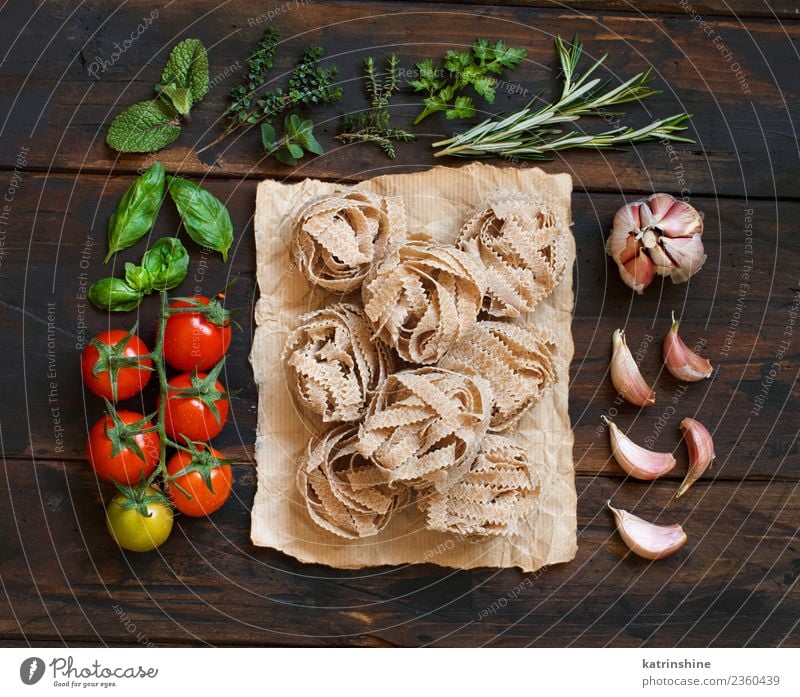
663,312 -> 713,382
608,502 -> 687,560
610,329 -> 655,407
606,193 -> 706,294
602,416 -> 676,480
675,417 -> 715,498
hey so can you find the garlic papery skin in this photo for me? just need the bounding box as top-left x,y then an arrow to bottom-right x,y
607,501 -> 687,560
676,417 -> 716,498
610,329 -> 655,407
602,416 -> 676,480
663,312 -> 713,382
606,193 -> 706,294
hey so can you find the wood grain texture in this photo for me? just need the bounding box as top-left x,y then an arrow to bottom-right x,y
1,459 -> 797,647
0,0 -> 798,649
0,1 -> 798,197
0,172 -> 796,480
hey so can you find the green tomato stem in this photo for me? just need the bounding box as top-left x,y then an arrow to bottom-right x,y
143,291 -> 171,490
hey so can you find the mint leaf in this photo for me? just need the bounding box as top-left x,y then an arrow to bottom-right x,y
106,101 -> 181,153
156,83 -> 193,115
161,38 -> 209,104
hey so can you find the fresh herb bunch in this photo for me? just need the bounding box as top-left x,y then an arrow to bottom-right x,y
199,30 -> 342,160
409,38 -> 527,124
337,54 -> 414,158
433,35 -> 694,159
107,39 -> 209,153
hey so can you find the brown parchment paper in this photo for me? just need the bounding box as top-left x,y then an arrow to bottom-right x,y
249,162 -> 577,572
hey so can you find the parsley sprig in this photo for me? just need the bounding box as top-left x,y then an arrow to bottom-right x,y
409,38 -> 527,124
433,35 -> 694,159
336,54 -> 414,158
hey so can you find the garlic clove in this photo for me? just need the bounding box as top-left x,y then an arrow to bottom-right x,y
620,247 -> 655,295
660,235 -> 707,283
602,416 -> 676,480
663,313 -> 713,382
607,501 -> 687,560
610,329 -> 655,406
676,417 -> 715,498
648,194 -> 703,238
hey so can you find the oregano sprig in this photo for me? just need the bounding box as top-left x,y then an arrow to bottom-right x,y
336,54 -> 414,158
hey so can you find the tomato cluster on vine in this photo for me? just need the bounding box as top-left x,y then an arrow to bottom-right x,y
81,293 -> 236,552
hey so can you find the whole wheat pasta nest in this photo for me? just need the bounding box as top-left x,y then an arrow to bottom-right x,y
292,188 -> 406,292
457,192 -> 569,317
284,303 -> 395,422
297,423 -> 410,539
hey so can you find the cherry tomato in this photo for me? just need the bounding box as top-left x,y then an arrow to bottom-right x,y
163,296 -> 232,372
87,410 -> 159,485
165,446 -> 233,516
106,486 -> 173,552
161,372 -> 229,443
81,329 -> 153,401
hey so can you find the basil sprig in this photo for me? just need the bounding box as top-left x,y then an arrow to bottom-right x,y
167,176 -> 233,262
89,238 -> 189,312
105,162 -> 165,263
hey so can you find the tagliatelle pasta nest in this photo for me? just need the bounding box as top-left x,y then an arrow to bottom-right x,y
297,423 -> 411,539
285,303 -> 395,422
362,237 -> 486,364
439,321 -> 557,432
419,434 -> 539,538
356,367 -> 493,493
292,189 -> 406,292
457,192 -> 568,317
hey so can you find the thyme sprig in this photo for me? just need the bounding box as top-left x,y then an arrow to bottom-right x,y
198,30 -> 342,156
336,54 -> 414,158
433,35 -> 694,159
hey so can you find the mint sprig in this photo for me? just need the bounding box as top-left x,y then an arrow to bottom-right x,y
106,39 -> 209,153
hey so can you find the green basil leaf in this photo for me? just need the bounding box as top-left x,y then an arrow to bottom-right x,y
124,262 -> 153,292
106,101 -> 182,153
105,162 -> 165,263
140,237 -> 189,290
161,38 -> 209,105
88,277 -> 144,312
167,176 -> 233,262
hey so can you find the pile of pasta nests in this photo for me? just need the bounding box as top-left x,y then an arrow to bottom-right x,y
284,188 -> 569,541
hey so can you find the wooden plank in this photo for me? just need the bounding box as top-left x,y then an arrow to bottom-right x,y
0,1 -> 797,198
415,1 -> 800,20
0,460 -> 797,647
1,172 -> 797,480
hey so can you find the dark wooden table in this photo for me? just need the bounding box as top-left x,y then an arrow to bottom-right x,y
1,0 -> 798,648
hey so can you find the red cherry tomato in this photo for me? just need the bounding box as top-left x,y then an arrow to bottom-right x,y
165,446 -> 233,516
81,330 -> 152,401
161,372 -> 229,443
86,410 -> 159,485
163,296 -> 232,372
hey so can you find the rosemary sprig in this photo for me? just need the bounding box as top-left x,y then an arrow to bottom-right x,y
432,35 -> 694,159
336,54 -> 414,158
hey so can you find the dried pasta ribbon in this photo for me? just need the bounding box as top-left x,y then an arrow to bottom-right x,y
357,367 -> 492,493
285,303 -> 395,422
292,189 -> 406,292
297,423 -> 410,539
362,237 -> 486,364
457,192 -> 568,317
419,434 -> 539,538
439,320 -> 557,432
